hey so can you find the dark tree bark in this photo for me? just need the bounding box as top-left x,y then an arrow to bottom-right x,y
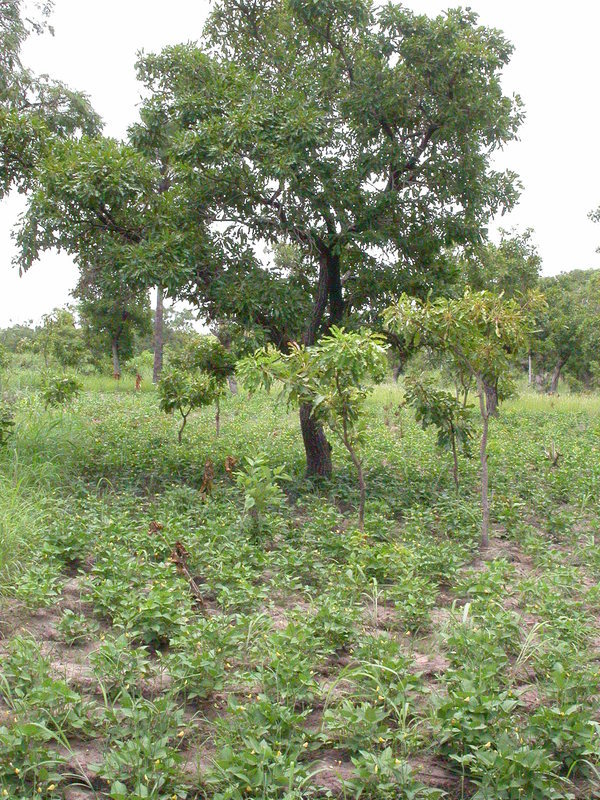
549,358 -> 564,394
298,248 -> 343,479
153,285 -> 164,384
300,403 -> 333,479
484,380 -> 499,417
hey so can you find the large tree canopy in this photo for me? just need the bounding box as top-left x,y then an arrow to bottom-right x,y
15,0 -> 524,476
0,0 -> 100,198
134,0 -> 522,342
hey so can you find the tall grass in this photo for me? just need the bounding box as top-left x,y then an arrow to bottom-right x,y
0,472 -> 51,591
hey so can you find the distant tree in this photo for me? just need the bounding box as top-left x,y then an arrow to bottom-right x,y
385,291 -> 539,547
531,269 -> 600,393
0,322 -> 37,353
36,308 -> 85,368
74,262 -> 152,378
462,228 -> 541,299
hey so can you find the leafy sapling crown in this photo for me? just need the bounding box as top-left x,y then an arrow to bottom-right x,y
239,326 -> 389,528
41,374 -> 82,410
160,334 -> 237,440
384,289 -> 542,546
402,376 -> 473,492
158,369 -> 220,444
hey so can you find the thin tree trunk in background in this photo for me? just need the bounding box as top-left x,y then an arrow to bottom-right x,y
178,413 -> 187,445
478,380 -> 490,548
450,425 -> 459,493
227,376 -> 238,395
111,338 -> 121,379
153,285 -> 164,384
528,353 -> 532,385
215,398 -> 220,437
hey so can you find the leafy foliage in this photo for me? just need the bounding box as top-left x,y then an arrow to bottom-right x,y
385,290 -> 539,545
0,396 -> 16,447
240,326 -> 388,526
403,376 -> 473,490
158,368 -> 220,443
0,0 -> 100,198
235,454 -> 290,535
40,374 -> 82,409
531,269 -> 600,392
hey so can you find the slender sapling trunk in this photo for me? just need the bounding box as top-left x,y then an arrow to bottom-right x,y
178,411 -> 188,445
450,424 -> 459,493
111,338 -> 121,379
477,378 -> 490,548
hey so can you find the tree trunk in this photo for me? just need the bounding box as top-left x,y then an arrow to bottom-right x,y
477,379 -> 490,549
450,425 -> 459,493
227,376 -> 238,395
215,397 -> 220,437
483,381 -> 498,417
528,353 -> 532,385
178,413 -> 187,445
153,285 -> 164,383
299,249 -> 340,479
300,404 -> 332,479
111,338 -> 121,379
549,359 -> 563,393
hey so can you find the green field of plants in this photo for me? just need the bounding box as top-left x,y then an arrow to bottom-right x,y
2,376 -> 600,799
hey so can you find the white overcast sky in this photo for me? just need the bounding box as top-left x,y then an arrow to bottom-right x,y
1,0 -> 599,326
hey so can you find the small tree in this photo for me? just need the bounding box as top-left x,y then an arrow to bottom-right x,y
169,335 -> 237,436
402,376 -> 473,492
158,369 -> 220,444
36,308 -> 86,369
239,327 -> 388,529
384,291 -> 538,546
41,374 -> 82,410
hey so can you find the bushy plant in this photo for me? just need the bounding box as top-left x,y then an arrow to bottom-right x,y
403,376 -> 473,491
239,327 -> 388,528
158,368 -> 220,443
235,454 -> 290,535
163,334 -> 237,437
40,374 -> 82,409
